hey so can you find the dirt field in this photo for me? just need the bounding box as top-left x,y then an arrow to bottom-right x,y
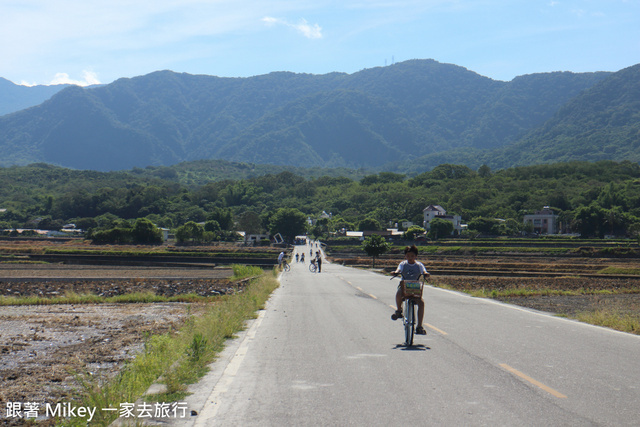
432,275 -> 640,317
0,266 -> 236,426
332,253 -> 640,324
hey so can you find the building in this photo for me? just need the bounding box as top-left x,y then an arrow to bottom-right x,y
523,206 -> 559,234
423,205 -> 463,235
240,232 -> 271,245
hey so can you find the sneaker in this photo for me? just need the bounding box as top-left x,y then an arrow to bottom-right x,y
391,310 -> 402,321
416,326 -> 427,335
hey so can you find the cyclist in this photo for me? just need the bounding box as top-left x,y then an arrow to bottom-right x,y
278,251 -> 285,268
391,245 -> 430,335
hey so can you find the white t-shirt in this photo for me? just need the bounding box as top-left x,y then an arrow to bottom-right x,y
395,260 -> 428,280
278,252 -> 285,262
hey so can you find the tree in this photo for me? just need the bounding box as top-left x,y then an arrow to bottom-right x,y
572,203 -> 606,238
358,217 -> 381,232
37,217 -> 65,231
402,225 -> 426,240
428,218 -> 454,240
204,220 -> 221,233
269,208 -> 307,243
90,227 -> 133,244
329,216 -> 355,234
175,221 -> 204,244
498,218 -> 522,236
207,207 -> 233,230
478,164 -> 492,178
362,234 -> 390,268
131,218 -> 163,244
428,164 -> 475,180
467,217 -> 500,235
311,217 -> 329,240
237,211 -> 263,234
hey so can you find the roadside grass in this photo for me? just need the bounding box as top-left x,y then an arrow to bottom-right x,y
230,264 -> 264,280
56,266 -> 279,426
575,310 -> 640,335
464,287 -> 640,299
433,281 -> 640,336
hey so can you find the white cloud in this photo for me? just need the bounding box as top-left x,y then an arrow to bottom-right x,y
42,71 -> 101,87
295,19 -> 323,39
262,16 -> 279,26
1,1 -> 308,84
262,16 -> 323,39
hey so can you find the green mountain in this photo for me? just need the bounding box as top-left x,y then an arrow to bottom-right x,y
488,63 -> 640,168
0,78 -> 70,116
0,59 -> 618,171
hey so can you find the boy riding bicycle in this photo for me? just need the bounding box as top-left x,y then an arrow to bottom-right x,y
391,245 -> 430,335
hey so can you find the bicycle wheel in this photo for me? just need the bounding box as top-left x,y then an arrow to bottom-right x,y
309,263 -> 317,273
283,262 -> 290,272
404,299 -> 415,346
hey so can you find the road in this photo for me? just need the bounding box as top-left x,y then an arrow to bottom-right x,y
184,244 -> 640,426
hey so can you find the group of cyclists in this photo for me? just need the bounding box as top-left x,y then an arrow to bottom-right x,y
277,239 -> 430,338
278,240 -> 323,273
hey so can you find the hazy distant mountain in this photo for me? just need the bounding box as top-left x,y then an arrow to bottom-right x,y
487,63 -> 640,168
0,78 -> 71,116
0,59 -> 622,171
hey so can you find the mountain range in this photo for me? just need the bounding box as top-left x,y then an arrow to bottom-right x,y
0,78 -> 72,116
0,59 -> 637,172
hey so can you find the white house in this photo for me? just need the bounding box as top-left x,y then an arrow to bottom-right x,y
238,231 -> 271,245
523,206 -> 559,234
423,205 -> 463,235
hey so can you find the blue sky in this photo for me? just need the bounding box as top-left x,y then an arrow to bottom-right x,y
2,0 -> 638,86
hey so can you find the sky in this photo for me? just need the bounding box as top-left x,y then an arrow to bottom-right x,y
1,0 -> 639,86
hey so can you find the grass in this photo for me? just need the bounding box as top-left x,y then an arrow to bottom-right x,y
464,287 -> 634,299
0,291 -> 218,306
61,267 -> 279,426
230,264 -> 264,280
598,266 -> 640,276
0,260 -> 48,264
575,309 -> 640,335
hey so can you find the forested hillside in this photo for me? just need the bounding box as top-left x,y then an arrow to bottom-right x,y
488,64 -> 640,168
0,59 -> 613,171
0,78 -> 71,116
1,161 -> 640,240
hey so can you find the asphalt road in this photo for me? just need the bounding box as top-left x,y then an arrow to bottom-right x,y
186,245 -> 640,426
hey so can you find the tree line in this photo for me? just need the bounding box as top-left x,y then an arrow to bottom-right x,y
1,160 -> 640,243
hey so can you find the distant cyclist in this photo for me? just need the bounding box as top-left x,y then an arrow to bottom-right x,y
391,245 -> 430,335
315,251 -> 322,273
278,251 -> 285,267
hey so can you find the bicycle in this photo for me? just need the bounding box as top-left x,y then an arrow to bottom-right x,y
281,260 -> 291,272
309,261 -> 317,273
391,274 -> 425,346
